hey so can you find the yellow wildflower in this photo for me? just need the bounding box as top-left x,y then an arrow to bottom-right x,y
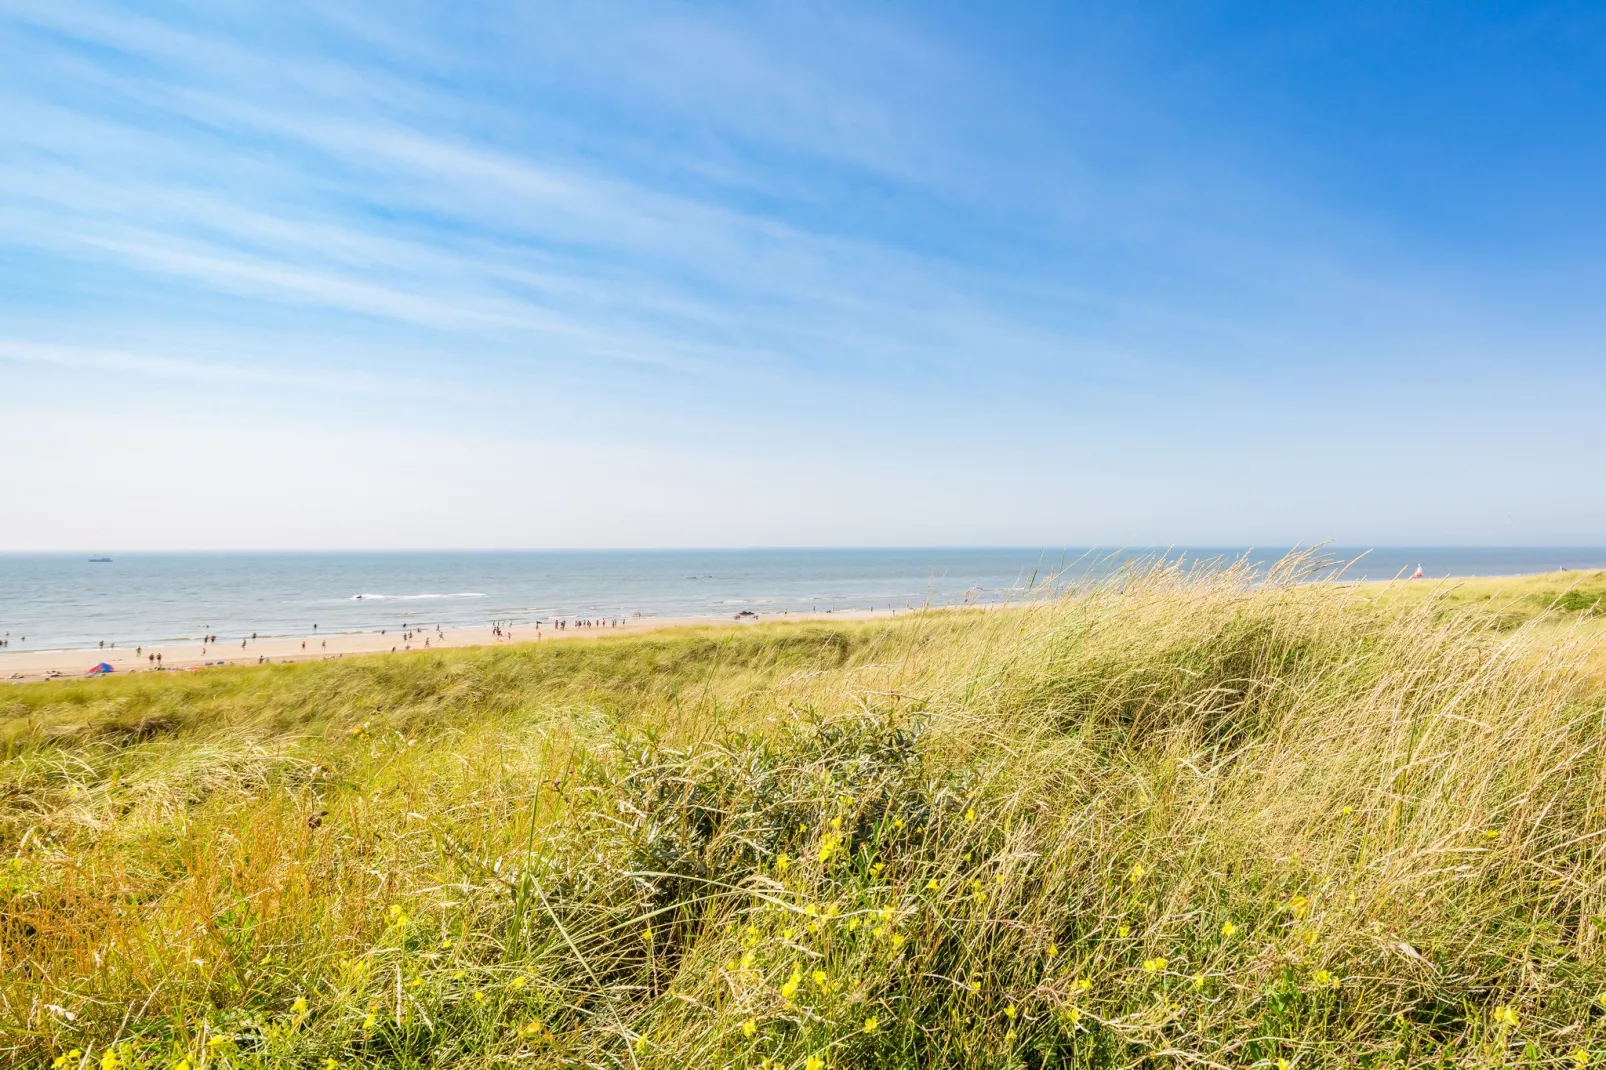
1221,920 -> 1237,937
741,1018 -> 758,1038
967,979 -> 981,993
509,974 -> 527,989
805,1056 -> 825,1070
1142,957 -> 1167,973
892,818 -> 905,831
1570,1049 -> 1590,1068
1126,863 -> 1146,883
862,1015 -> 879,1033
1493,1004 -> 1519,1029
776,853 -> 790,874
1277,1060 -> 1291,1070
473,990 -> 486,1002
1004,1028 -> 1017,1043
1313,969 -> 1333,987
53,1054 -> 85,1070
813,969 -> 829,991
925,879 -> 939,891
290,995 -> 308,1016
965,808 -> 976,822
1004,1004 -> 1017,1020
890,932 -> 906,950
1288,895 -> 1311,919
1192,973 -> 1205,989
634,1035 -> 649,1054
1074,977 -> 1092,992
640,926 -> 653,943
1117,925 -> 1131,938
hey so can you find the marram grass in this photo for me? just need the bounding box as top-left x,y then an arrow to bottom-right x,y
5,557 -> 1606,1069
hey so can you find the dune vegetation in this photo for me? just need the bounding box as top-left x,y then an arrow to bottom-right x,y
5,557 -> 1606,1069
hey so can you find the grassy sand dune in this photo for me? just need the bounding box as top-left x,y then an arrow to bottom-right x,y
5,557 -> 1606,1068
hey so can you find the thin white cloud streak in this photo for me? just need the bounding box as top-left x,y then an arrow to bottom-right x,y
0,338 -> 449,399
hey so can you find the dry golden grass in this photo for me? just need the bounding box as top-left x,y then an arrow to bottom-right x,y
5,555 -> 1606,1069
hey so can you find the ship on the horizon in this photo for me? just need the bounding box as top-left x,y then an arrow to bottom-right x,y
88,556 -> 113,563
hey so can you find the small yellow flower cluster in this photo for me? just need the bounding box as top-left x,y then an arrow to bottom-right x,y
781,962 -> 803,1001
1493,1004 -> 1520,1029
1288,895 -> 1311,920
1141,957 -> 1167,974
51,1050 -> 84,1070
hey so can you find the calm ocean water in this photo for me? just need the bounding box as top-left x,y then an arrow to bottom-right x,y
1,547 -> 1603,652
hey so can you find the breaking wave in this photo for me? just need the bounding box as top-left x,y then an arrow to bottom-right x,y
350,592 -> 487,601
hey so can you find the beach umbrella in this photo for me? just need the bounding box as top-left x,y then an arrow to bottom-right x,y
87,662 -> 114,675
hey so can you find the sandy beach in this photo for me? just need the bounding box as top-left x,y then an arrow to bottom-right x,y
0,607 -> 908,684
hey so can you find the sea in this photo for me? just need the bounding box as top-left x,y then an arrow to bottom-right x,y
1,547 -> 1604,653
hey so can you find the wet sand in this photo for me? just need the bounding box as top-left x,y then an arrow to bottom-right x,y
0,607 -> 909,684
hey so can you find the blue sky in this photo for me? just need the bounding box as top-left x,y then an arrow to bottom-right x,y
2,1 -> 1603,549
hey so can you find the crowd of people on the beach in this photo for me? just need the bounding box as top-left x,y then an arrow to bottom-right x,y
0,606 -> 835,683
